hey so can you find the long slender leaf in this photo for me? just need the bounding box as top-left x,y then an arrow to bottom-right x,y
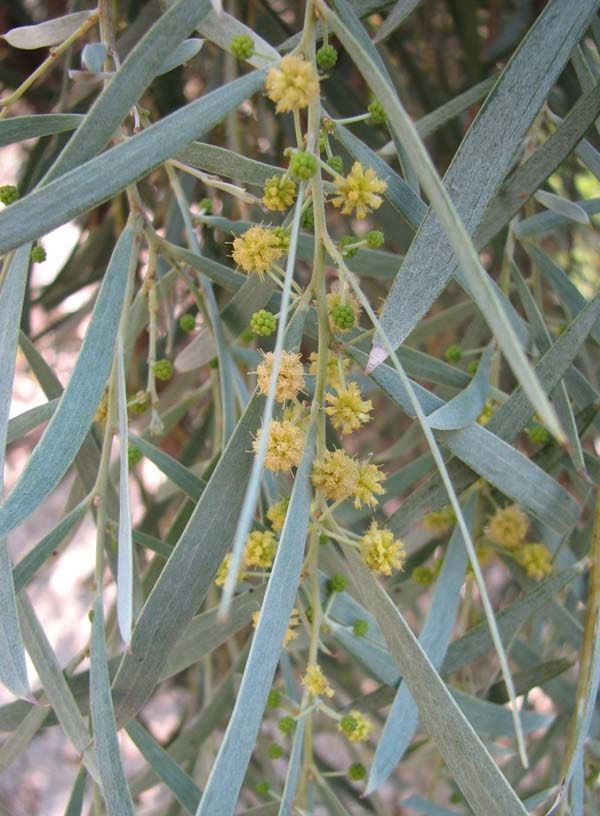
0,114 -> 82,147
90,596 -> 135,815
0,225 -> 139,538
197,425 -> 315,815
116,339 -> 133,643
344,549 -> 529,816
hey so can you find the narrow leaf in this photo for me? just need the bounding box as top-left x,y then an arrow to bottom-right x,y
116,339 -> 133,643
90,596 -> 135,815
157,38 -> 204,75
2,11 -> 95,49
0,225 -> 139,538
426,345 -> 493,430
534,191 -> 590,225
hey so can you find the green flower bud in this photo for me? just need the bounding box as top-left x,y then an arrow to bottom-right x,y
278,716 -> 296,735
208,357 -> 219,369
255,781 -> 270,796
273,226 -> 290,252
338,235 -> 359,258
0,185 -> 18,205
327,573 -> 347,593
330,303 -> 356,330
198,197 -> 212,213
230,33 -> 255,60
128,390 -> 150,415
352,619 -> 369,637
30,244 -> 47,263
467,359 -> 479,376
250,309 -> 277,337
368,99 -> 386,125
348,762 -> 366,781
366,230 -> 384,249
268,743 -> 284,759
289,150 -> 318,180
411,565 -> 435,586
527,424 -> 550,446
316,44 -> 338,70
444,344 -> 462,364
328,155 -> 344,174
153,358 -> 173,382
127,445 -> 143,467
179,313 -> 196,332
267,689 -> 282,709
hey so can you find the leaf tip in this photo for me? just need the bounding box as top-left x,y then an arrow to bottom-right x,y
366,345 -> 387,373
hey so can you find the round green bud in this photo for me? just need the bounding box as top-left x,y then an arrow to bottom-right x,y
339,714 -> 359,736
368,99 -> 386,125
411,565 -> 435,586
255,781 -> 270,796
198,197 -> 212,213
338,235 -> 359,258
316,44 -> 338,71
352,619 -> 369,637
30,244 -> 47,263
328,573 -> 347,593
348,762 -> 366,781
208,357 -> 219,369
527,424 -> 550,446
289,150 -> 318,180
302,205 -> 314,230
366,230 -> 384,249
273,226 -> 290,252
268,743 -> 284,759
128,390 -> 150,415
179,313 -> 196,332
0,185 -> 18,205
305,605 -> 314,623
319,534 -> 329,546
153,358 -> 173,382
328,155 -> 344,174
278,716 -> 296,735
230,33 -> 255,60
330,303 -> 356,331
250,309 -> 277,337
267,689 -> 282,709
444,344 -> 462,364
127,445 -> 143,467
467,359 -> 479,376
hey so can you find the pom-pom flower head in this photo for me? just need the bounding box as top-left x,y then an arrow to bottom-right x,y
265,54 -> 320,113
232,226 -> 285,278
423,506 -> 456,535
353,461 -> 386,509
326,382 -> 372,435
302,664 -> 334,698
360,522 -> 405,575
267,497 -> 290,533
338,710 -> 373,742
485,505 -> 529,551
327,285 -> 361,333
215,553 -> 246,587
518,543 -> 553,580
331,162 -> 387,220
245,530 -> 278,568
256,351 -> 305,403
254,420 -> 305,472
262,175 -> 297,211
311,449 -> 359,501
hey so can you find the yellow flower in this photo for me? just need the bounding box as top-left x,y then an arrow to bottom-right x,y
253,606 -> 299,646
267,497 -> 289,533
309,350 -> 349,390
477,399 -> 495,426
338,710 -> 373,742
215,553 -> 246,587
256,351 -> 305,403
423,506 -> 456,535
265,54 -> 320,113
518,543 -> 553,580
353,461 -> 386,509
331,162 -> 387,220
254,420 -> 305,472
326,382 -> 372,435
311,449 -> 359,501
326,285 -> 361,333
360,521 -> 405,575
302,664 -> 334,698
245,530 -> 278,568
232,225 -> 284,277
485,505 -> 529,551
262,174 -> 297,211
284,607 -> 300,646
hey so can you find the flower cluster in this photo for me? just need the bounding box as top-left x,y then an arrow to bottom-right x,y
265,54 -> 320,113
325,382 -> 372,435
302,664 -> 334,698
360,522 -> 405,575
256,351 -> 305,403
484,503 -> 553,580
331,162 -> 387,220
232,225 -> 286,277
262,174 -> 296,211
254,419 -> 305,472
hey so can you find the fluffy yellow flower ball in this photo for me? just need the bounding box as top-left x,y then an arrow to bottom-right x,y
311,449 -> 359,501
331,162 -> 387,220
256,351 -> 305,403
485,505 -> 529,551
353,461 -> 386,509
244,530 -> 278,568
302,664 -> 334,698
360,522 -> 405,575
232,225 -> 284,277
265,54 -> 320,113
254,420 -> 305,472
325,382 -> 372,435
